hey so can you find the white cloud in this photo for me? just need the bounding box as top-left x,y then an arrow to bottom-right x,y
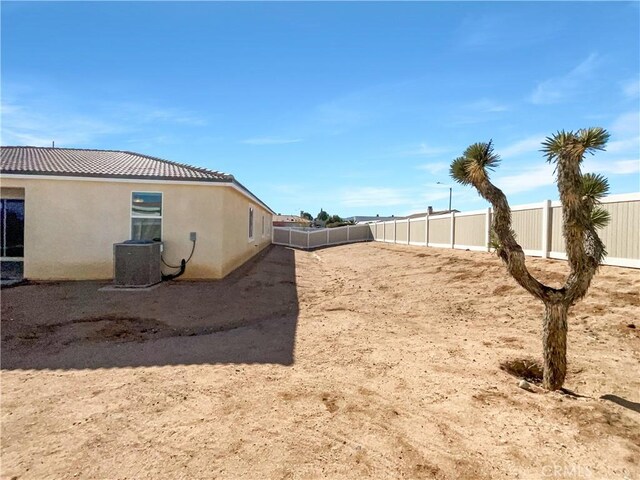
242,137 -> 303,145
1,93 -> 208,147
606,136 -> 640,154
530,53 -> 599,104
416,161 -> 449,174
1,101 -> 122,146
622,78 -> 640,99
499,135 -> 546,158
466,98 -> 509,113
609,111 -> 640,137
583,158 -> 640,175
314,101 -> 367,134
341,187 -> 411,207
493,164 -> 556,195
402,142 -> 451,157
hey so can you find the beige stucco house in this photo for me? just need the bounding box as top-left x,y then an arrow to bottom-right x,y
0,146 -> 274,281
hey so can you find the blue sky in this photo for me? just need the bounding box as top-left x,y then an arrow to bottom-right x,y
2,1 -> 639,216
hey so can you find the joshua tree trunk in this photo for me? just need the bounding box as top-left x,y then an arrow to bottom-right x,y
542,301 -> 569,390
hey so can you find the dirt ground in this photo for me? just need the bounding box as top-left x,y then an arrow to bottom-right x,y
1,243 -> 639,479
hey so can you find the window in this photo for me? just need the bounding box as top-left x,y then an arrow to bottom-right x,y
131,192 -> 162,241
248,207 -> 254,241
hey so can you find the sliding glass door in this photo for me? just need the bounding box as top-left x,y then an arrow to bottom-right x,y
1,199 -> 25,280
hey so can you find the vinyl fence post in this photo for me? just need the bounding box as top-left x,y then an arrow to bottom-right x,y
326,228 -> 330,245
450,211 -> 455,249
407,219 -> 411,245
289,228 -> 292,246
347,225 -> 350,242
394,219 -> 397,244
425,214 -> 429,247
541,199 -> 551,258
307,230 -> 310,250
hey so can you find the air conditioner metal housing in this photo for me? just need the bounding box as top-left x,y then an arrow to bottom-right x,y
113,240 -> 162,287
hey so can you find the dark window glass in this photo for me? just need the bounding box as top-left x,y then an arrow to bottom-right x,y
1,199 -> 25,257
131,218 -> 162,242
132,192 -> 162,216
249,208 -> 254,239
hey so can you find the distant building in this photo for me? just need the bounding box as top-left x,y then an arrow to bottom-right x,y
272,215 -> 312,228
397,207 -> 459,220
346,215 -> 396,224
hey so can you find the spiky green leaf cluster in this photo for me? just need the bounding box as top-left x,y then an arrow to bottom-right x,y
580,172 -> 611,230
581,172 -> 610,205
449,140 -> 501,186
541,127 -> 610,164
589,207 -> 611,230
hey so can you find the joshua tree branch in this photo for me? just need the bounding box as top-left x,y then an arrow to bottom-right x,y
472,178 -> 559,303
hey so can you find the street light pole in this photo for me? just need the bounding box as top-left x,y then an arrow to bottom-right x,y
437,182 -> 453,211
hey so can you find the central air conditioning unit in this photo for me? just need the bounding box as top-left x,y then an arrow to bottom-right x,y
113,240 -> 162,287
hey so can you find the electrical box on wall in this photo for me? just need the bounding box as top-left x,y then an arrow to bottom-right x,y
190,232 -> 197,241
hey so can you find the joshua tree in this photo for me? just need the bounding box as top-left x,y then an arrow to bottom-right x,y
450,128 -> 611,391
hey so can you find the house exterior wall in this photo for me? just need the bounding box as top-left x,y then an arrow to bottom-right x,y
1,176 -> 272,280
219,187 -> 272,277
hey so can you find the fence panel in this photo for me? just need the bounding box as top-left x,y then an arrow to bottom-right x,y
453,214 -> 485,250
396,221 -> 408,243
549,206 -> 565,254
409,218 -> 426,244
375,223 -> 384,241
273,228 -> 290,245
384,222 -> 395,242
350,225 -> 373,242
428,217 -> 450,246
290,230 -> 308,249
272,224 -> 373,250
329,227 -> 348,244
512,208 -> 542,253
598,200 -> 640,260
308,230 -> 327,248
272,194 -> 638,267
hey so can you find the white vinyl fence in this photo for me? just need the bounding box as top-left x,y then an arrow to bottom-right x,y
272,224 -> 373,250
369,193 -> 640,269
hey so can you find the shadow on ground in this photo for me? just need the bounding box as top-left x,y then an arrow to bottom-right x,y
601,394 -> 640,414
1,246 -> 299,369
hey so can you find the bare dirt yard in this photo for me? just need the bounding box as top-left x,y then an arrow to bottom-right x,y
1,243 -> 639,479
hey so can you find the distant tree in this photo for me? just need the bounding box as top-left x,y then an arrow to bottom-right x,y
450,128 -> 611,391
301,212 -> 313,221
316,209 -> 329,222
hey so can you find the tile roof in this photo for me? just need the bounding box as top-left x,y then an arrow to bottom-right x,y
0,146 -> 233,182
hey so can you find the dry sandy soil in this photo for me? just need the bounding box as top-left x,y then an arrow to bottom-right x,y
1,243 -> 639,479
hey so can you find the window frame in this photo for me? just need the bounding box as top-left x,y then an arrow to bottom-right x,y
130,191 -> 163,241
